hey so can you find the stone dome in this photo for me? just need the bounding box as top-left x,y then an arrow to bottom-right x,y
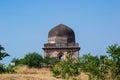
48,24 -> 75,43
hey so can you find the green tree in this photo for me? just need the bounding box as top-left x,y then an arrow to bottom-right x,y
0,45 -> 9,61
0,44 -> 9,73
23,52 -> 43,68
11,58 -> 21,66
6,64 -> 15,73
79,54 -> 110,80
107,44 -> 120,79
79,54 -> 99,80
0,63 -> 5,73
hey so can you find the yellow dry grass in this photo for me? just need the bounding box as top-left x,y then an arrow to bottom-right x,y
0,66 -> 88,80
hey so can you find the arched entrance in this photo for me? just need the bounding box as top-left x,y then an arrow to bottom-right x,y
57,51 -> 64,60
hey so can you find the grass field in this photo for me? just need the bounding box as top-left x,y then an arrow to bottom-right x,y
0,66 -> 88,80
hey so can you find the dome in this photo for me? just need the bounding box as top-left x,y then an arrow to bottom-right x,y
48,24 -> 75,43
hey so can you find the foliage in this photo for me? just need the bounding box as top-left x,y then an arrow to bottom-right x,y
78,44 -> 120,80
11,58 -> 21,66
23,52 -> 43,68
0,43 -> 120,80
11,52 -> 43,68
6,64 -> 15,73
52,60 -> 79,79
0,44 -> 9,74
79,54 -> 109,80
107,44 -> 120,79
44,55 -> 59,67
49,57 -> 59,67
51,52 -> 79,79
44,55 -> 51,67
107,44 -> 120,61
0,45 -> 9,61
0,63 -> 6,73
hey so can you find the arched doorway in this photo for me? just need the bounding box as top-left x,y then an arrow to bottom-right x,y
57,52 -> 64,60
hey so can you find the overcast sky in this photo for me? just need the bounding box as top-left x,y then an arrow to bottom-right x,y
0,0 -> 120,65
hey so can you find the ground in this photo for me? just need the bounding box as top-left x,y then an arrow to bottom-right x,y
0,66 -> 88,80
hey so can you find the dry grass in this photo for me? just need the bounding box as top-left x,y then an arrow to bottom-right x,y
0,66 -> 88,80
0,74 -> 59,80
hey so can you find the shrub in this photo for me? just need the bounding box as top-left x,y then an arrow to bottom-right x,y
0,63 -> 5,73
11,58 -> 21,66
52,60 -> 79,79
51,52 -> 80,79
23,52 -> 43,68
44,55 -> 59,67
6,64 -> 15,73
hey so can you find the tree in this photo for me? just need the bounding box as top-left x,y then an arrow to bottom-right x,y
79,54 -> 111,80
0,45 -> 9,61
107,44 -> 120,79
79,54 -> 99,80
23,52 -> 43,68
107,44 -> 120,62
6,64 -> 15,73
11,58 -> 21,66
0,63 -> 5,73
0,44 -> 9,73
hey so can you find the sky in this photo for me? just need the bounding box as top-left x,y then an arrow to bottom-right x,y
0,0 -> 120,65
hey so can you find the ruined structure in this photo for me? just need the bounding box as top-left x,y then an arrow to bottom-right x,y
43,24 -> 80,60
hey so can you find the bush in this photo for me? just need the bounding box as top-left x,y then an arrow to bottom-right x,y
6,64 -> 15,73
44,55 -> 59,67
51,53 -> 80,79
0,63 -> 5,73
23,52 -> 43,68
11,58 -> 21,66
52,60 -> 79,79
43,55 -> 51,67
